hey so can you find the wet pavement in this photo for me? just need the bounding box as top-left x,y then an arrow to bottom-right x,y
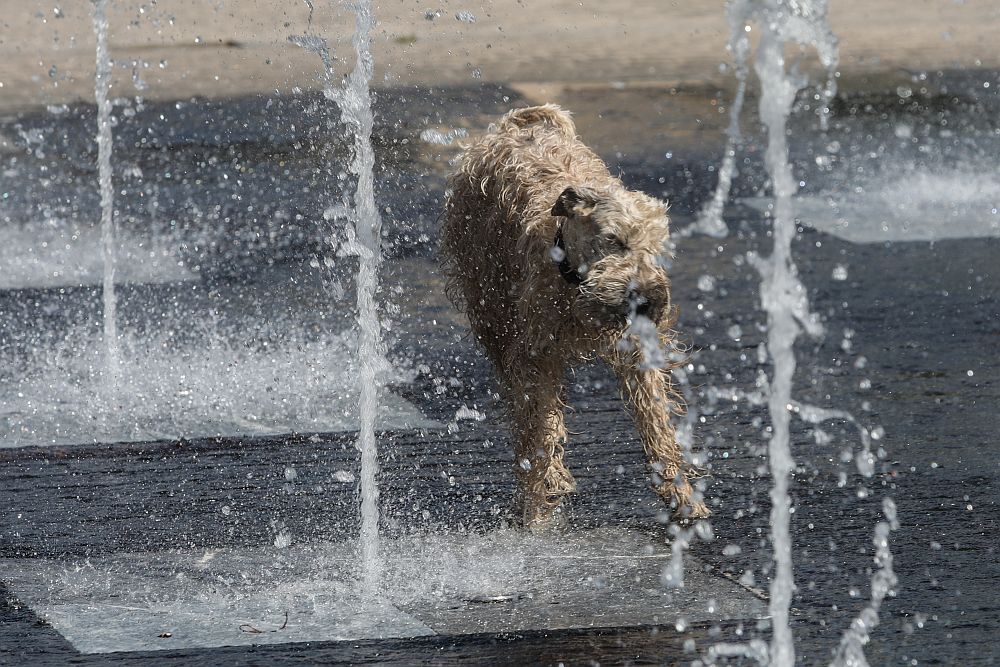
0,533 -> 765,653
1,81 -> 999,665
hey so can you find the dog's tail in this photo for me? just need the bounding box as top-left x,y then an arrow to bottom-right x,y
498,104 -> 576,138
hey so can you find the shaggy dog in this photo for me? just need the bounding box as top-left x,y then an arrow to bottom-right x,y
441,104 -> 709,528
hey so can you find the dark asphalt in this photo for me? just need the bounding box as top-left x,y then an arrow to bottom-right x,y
1,82 -> 998,665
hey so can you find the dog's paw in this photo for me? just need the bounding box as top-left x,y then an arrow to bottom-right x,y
523,502 -> 569,533
672,501 -> 712,526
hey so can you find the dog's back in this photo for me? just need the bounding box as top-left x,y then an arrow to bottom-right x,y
495,104 -> 577,138
446,104 -> 608,227
441,105 -> 609,327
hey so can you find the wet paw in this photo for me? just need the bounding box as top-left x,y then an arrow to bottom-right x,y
522,499 -> 569,532
672,501 -> 712,525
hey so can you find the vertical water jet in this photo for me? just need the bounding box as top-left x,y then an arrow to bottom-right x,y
91,0 -> 121,391
337,0 -> 385,597
692,0 -> 751,238
289,1 -> 385,595
753,28 -> 805,664
830,498 -> 899,667
732,1 -> 837,664
696,0 -> 839,239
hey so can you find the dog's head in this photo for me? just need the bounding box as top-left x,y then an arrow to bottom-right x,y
550,185 -> 673,326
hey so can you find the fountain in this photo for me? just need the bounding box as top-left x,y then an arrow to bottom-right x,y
690,0 -> 750,239
91,0 -> 121,391
751,9 -> 825,662
693,2 -> 897,665
694,0 -> 839,240
335,0 -> 386,598
289,0 -> 387,597
830,498 -> 899,667
6,1 -> 998,663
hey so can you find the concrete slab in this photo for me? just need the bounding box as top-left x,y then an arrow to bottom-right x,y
387,530 -> 766,635
0,529 -> 764,654
0,547 -> 435,653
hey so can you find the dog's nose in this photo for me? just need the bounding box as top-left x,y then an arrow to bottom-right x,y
629,291 -> 667,321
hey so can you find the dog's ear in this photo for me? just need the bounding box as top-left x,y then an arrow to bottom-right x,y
551,186 -> 597,218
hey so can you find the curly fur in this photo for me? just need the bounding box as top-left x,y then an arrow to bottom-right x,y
441,104 -> 710,528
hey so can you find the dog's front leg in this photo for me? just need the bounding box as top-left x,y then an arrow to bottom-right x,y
608,353 -> 710,521
501,359 -> 576,529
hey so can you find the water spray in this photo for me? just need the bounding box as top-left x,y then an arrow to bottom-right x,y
335,0 -> 386,597
91,0 -> 121,393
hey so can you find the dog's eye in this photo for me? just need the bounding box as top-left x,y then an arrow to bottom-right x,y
604,235 -> 628,252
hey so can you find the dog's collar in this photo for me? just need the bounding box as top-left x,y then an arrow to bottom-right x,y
554,222 -> 585,285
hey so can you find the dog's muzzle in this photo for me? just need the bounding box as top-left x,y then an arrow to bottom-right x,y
553,222 -> 585,285
626,289 -> 667,323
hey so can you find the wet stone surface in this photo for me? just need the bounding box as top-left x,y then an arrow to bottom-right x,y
1,83 -> 999,665
2,224 -> 997,664
0,533 -> 764,654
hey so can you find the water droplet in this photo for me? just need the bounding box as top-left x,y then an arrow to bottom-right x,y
419,127 -> 468,145
697,275 -> 716,292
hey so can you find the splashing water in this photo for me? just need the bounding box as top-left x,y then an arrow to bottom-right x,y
704,2 -> 897,665
751,3 -> 827,664
625,309 -> 712,592
291,0 -> 386,598
0,223 -> 194,290
91,0 -> 120,393
693,0 -> 839,240
335,0 -> 385,598
696,1 -> 838,664
829,498 -> 899,667
691,0 -> 752,239
0,322 -> 431,448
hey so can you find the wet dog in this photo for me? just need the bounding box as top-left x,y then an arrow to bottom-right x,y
441,104 -> 709,528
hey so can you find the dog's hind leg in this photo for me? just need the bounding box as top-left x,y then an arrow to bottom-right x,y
607,351 -> 711,522
501,358 -> 576,530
